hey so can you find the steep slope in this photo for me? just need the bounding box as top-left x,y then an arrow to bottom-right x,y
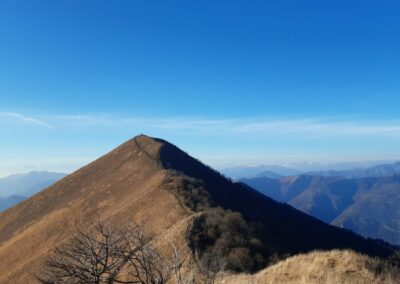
242,175 -> 400,245
0,135 -> 396,283
221,250 -> 400,284
0,136 -> 192,283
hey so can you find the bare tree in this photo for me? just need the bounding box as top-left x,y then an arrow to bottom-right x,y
118,225 -> 167,284
168,240 -> 195,284
37,221 -> 167,284
197,250 -> 226,284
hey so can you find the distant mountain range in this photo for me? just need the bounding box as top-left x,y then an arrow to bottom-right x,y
241,175 -> 400,245
306,162 -> 400,178
0,171 -> 66,212
220,165 -> 301,179
223,161 -> 400,180
0,195 -> 25,212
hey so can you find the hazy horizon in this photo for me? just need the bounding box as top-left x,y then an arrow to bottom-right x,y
0,150 -> 398,179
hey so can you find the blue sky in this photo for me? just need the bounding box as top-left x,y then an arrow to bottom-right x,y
1,0 -> 400,176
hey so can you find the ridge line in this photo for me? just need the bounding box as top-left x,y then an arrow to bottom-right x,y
133,137 -> 161,168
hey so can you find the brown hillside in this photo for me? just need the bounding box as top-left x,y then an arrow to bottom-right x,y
0,135 -> 193,283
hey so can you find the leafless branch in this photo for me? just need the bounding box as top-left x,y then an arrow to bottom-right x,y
37,221 -> 168,284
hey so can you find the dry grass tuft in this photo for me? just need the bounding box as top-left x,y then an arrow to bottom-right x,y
219,250 -> 400,284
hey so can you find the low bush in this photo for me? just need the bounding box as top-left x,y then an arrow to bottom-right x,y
188,207 -> 272,273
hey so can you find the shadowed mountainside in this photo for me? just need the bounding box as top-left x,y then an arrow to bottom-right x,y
0,135 -> 396,283
156,139 -> 395,255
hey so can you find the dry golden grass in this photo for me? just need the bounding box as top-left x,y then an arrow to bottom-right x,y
0,135 -> 195,283
219,250 -> 399,284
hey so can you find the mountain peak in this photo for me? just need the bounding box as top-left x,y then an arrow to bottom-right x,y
124,134 -> 198,172
0,136 -> 396,283
101,134 -> 165,168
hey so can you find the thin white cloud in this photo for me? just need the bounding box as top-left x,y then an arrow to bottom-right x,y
230,119 -> 400,136
0,112 -> 55,129
7,112 -> 400,136
49,114 -> 400,137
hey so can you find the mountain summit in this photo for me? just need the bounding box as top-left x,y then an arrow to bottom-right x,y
0,135 -> 396,283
